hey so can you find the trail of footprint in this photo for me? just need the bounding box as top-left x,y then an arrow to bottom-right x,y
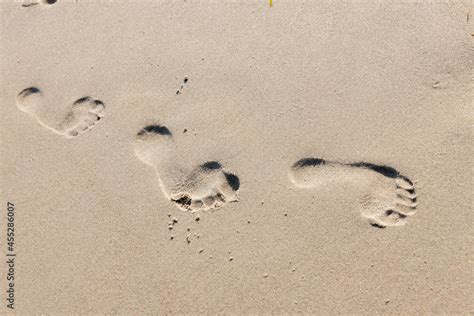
289,158 -> 417,228
134,123 -> 240,212
16,87 -> 105,138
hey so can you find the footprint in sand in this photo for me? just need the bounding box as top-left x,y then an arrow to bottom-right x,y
16,87 -> 105,138
134,124 -> 240,212
22,0 -> 56,7
289,158 -> 417,228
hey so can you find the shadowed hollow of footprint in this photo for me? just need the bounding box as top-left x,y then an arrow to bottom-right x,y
134,124 -> 240,212
290,158 -> 417,228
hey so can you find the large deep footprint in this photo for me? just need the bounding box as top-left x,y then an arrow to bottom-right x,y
16,87 -> 105,138
134,123 -> 240,212
289,158 -> 417,228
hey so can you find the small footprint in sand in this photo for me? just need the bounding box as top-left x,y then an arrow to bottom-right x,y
134,123 -> 240,212
289,158 -> 417,228
16,87 -> 105,138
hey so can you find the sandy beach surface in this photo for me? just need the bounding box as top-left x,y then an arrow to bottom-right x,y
1,0 -> 472,314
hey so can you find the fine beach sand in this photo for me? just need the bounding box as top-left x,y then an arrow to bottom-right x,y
1,0 -> 472,314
